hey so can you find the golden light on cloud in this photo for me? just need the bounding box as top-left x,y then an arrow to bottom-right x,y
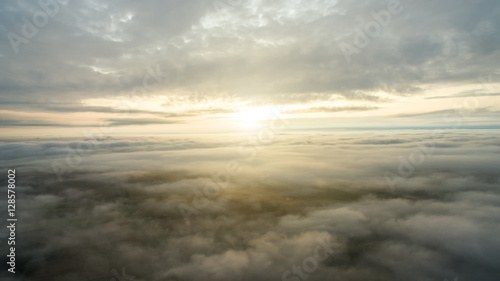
81,95 -> 244,114
3,1 -> 500,279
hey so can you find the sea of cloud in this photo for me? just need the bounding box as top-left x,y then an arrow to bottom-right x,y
0,131 -> 499,281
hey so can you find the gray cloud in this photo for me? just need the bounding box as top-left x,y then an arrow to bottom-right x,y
288,105 -> 378,114
1,0 -> 499,110
426,92 -> 500,100
104,118 -> 183,126
1,1 -> 500,279
1,132 -> 499,280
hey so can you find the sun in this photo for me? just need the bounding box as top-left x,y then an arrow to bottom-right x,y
235,107 -> 275,128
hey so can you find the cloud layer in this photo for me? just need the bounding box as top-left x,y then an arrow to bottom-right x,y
1,0 -> 499,128
1,132 -> 499,280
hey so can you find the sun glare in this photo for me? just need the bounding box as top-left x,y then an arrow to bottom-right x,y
235,107 -> 275,128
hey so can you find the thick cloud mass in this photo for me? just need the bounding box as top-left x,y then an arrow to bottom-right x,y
1,0 -> 499,135
1,132 -> 499,280
1,2 -> 499,278
1,0 -> 499,109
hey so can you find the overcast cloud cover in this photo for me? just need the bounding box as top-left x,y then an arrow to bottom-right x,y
1,0 -> 500,280
0,0 -> 500,132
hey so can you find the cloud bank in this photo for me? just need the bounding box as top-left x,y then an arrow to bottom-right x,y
1,132 -> 499,280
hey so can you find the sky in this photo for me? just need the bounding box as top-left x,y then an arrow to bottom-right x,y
1,1 -> 500,281
1,0 -> 500,136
